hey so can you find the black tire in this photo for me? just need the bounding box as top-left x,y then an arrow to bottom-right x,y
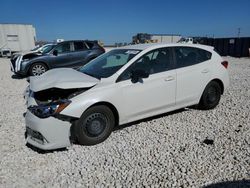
198,81 -> 222,110
29,63 -> 48,76
75,105 -> 115,145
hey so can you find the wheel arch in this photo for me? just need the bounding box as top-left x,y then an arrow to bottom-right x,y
210,78 -> 224,94
198,78 -> 225,105
27,61 -> 49,76
85,101 -> 119,127
28,61 -> 49,71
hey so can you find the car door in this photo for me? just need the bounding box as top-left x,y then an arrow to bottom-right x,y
70,41 -> 91,68
50,42 -> 74,68
116,47 -> 176,122
173,47 -> 212,107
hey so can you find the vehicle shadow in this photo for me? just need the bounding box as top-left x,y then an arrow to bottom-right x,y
114,108 -> 188,131
11,74 -> 26,80
26,143 -> 68,154
203,179 -> 250,188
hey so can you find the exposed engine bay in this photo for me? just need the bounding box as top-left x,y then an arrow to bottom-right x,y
33,87 -> 88,104
22,53 -> 42,61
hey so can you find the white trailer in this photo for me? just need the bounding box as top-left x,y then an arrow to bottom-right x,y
151,34 -> 181,43
0,24 -> 36,53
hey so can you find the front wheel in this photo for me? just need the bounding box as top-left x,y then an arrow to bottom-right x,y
29,63 -> 48,76
198,81 -> 222,110
75,105 -> 115,145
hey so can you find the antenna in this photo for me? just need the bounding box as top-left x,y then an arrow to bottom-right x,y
237,28 -> 241,38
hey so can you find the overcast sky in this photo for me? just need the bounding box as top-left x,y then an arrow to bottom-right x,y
1,0 -> 250,44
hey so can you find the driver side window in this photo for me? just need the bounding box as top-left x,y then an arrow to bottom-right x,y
118,48 -> 172,82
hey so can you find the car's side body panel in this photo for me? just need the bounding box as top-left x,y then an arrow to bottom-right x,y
116,69 -> 176,123
175,60 -> 212,106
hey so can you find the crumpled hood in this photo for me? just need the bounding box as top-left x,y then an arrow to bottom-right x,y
14,50 -> 41,56
13,51 -> 31,56
30,68 -> 99,92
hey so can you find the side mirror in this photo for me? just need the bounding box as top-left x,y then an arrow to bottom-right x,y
53,50 -> 58,56
131,69 -> 149,83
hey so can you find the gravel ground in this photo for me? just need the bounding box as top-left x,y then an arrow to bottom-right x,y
0,57 -> 249,187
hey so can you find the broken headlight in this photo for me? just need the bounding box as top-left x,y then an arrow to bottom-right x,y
28,99 -> 71,118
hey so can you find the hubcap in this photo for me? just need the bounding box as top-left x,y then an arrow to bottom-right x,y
84,113 -> 107,137
32,65 -> 46,76
206,86 -> 219,104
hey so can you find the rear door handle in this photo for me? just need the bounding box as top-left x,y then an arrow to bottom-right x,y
164,76 -> 174,81
202,69 -> 209,73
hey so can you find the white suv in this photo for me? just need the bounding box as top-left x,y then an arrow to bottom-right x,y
25,43 -> 229,150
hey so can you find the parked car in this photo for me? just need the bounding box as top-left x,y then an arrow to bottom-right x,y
178,37 -> 194,44
11,40 -> 105,76
24,43 -> 229,150
0,48 -> 12,58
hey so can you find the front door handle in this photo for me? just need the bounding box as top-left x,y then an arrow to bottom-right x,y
164,76 -> 174,81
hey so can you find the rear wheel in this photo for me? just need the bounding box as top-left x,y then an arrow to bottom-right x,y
75,105 -> 115,145
198,81 -> 222,110
29,63 -> 48,76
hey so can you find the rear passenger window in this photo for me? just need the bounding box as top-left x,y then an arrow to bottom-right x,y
174,47 -> 212,68
74,42 -> 88,51
86,42 -> 94,49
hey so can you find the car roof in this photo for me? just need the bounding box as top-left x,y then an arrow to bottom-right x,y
118,43 -> 214,51
58,40 -> 97,43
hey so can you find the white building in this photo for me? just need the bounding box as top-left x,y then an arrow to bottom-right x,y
0,23 -> 36,52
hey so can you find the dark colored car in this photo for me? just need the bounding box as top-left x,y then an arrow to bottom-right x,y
10,40 -> 105,76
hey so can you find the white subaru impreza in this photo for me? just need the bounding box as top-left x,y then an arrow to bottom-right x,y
25,43 -> 229,150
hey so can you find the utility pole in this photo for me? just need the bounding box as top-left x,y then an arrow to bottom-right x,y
237,28 -> 241,38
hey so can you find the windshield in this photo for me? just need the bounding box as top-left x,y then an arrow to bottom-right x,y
42,45 -> 55,54
79,49 -> 141,79
31,46 -> 40,51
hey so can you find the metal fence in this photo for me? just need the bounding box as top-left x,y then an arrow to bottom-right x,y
197,37 -> 250,57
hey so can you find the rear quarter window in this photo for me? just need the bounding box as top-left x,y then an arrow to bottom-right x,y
197,48 -> 212,62
174,47 -> 212,68
74,42 -> 88,51
86,42 -> 94,49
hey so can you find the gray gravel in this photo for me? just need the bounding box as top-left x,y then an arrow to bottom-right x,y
0,57 -> 249,187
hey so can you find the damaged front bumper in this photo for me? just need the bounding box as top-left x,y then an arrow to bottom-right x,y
25,110 -> 72,150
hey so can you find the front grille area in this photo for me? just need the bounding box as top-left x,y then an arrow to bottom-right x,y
10,58 -> 16,71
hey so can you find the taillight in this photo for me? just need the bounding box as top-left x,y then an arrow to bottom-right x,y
221,61 -> 228,69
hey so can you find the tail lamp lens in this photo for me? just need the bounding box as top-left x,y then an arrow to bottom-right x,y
221,61 -> 228,69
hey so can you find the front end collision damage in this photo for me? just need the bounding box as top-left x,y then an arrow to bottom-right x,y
25,111 -> 72,150
25,86 -> 92,150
